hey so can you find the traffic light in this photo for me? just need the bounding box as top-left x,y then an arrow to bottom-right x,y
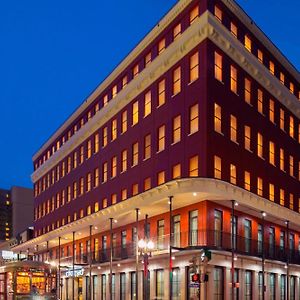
191,273 -> 200,283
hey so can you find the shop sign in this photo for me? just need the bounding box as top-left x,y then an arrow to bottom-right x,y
65,268 -> 84,277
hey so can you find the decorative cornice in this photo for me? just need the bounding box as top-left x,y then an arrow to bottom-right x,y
12,178 -> 300,252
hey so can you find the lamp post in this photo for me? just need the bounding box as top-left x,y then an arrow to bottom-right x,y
58,237 -> 61,300
72,231 -> 75,300
135,208 -> 140,300
286,220 -> 290,300
168,196 -> 173,300
261,212 -> 266,300
109,218 -> 113,300
231,200 -> 237,300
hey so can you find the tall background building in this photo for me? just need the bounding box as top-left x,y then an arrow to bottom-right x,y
12,0 -> 300,299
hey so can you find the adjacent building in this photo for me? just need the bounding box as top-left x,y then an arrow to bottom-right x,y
12,0 -> 300,299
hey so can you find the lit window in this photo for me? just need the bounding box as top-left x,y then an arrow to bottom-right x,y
230,115 -> 237,143
111,194 -> 117,205
158,79 -> 166,107
121,150 -> 127,173
87,140 -> 92,159
133,64 -> 139,78
95,103 -> 99,112
289,194 -> 294,210
103,94 -> 108,106
157,125 -> 165,152
214,156 -> 221,179
289,155 -> 294,177
158,38 -> 166,55
269,141 -> 275,165
257,177 -> 263,196
111,156 -> 117,178
230,164 -> 237,185
214,103 -> 222,134
87,173 -> 91,192
87,205 -> 91,215
289,116 -> 294,138
132,142 -> 139,166
102,127 -> 108,147
122,75 -> 128,88
73,182 -> 77,199
121,111 -> 127,134
290,82 -> 294,94
94,168 -> 99,188
189,156 -> 199,177
214,52 -> 222,82
144,177 -> 151,191
102,198 -> 108,208
145,52 -> 152,67
269,99 -> 275,123
190,52 -> 199,83
244,171 -> 251,191
132,101 -> 139,126
280,109 -> 285,131
269,183 -> 275,201
144,134 -> 151,160
80,177 -> 84,195
280,189 -> 285,206
257,133 -> 263,158
144,91 -> 152,117
298,162 -> 300,181
94,133 -> 99,153
244,126 -> 251,151
230,66 -> 237,93
280,72 -> 285,85
67,156 -> 71,173
102,162 -> 108,183
280,148 -> 285,171
121,189 -> 127,201
269,61 -> 275,75
214,5 -> 222,22
257,89 -> 263,114
172,67 -> 181,95
257,49 -> 263,63
172,164 -> 181,179
230,22 -> 238,38
157,171 -> 165,185
172,115 -> 181,144
244,35 -> 252,52
173,23 -> 181,40
244,78 -> 251,104
111,119 -> 117,141
132,183 -> 139,196
189,6 -> 199,24
189,104 -> 199,134
112,85 -> 117,98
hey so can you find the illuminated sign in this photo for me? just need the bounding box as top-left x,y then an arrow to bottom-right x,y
1,251 -> 18,260
65,268 -> 84,278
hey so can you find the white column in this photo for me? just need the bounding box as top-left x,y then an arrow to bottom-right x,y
239,270 -> 244,300
115,273 -> 120,300
125,272 -> 131,300
224,268 -> 230,300
295,276 -> 299,300
179,267 -> 186,300
275,273 -> 280,300
252,271 -> 259,300
164,269 -> 170,299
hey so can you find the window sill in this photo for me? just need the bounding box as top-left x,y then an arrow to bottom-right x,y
188,131 -> 198,137
188,78 -> 199,86
171,91 -> 181,98
171,141 -> 180,146
156,149 -> 165,154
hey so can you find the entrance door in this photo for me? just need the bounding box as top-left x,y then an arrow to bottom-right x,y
78,278 -> 83,300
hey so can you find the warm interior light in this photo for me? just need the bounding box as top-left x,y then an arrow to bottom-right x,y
138,239 -> 146,249
234,201 -> 238,207
147,240 -> 154,250
114,219 -> 118,224
193,192 -> 197,197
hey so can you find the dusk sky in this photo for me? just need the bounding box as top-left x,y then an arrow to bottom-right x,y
0,0 -> 299,189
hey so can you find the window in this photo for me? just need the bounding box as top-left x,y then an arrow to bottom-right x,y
280,189 -> 285,206
102,162 -> 108,183
94,133 -> 99,153
172,67 -> 181,95
173,23 -> 181,40
214,156 -> 221,179
269,60 -> 275,75
244,126 -> 251,151
230,66 -> 237,93
130,272 -> 136,300
157,171 -> 165,185
103,94 -> 108,106
244,78 -> 251,104
244,219 -> 252,252
102,127 -> 108,147
102,198 -> 108,208
111,156 -> 117,178
111,119 -> 117,141
280,72 -> 285,84
172,163 -> 181,179
189,155 -> 198,177
189,210 -> 198,246
214,103 -> 222,133
111,193 -> 117,204
280,148 -> 285,171
158,38 -> 165,54
230,22 -> 238,37
244,171 -> 250,191
289,116 -> 294,138
86,173 -> 91,192
144,134 -> 151,160
257,133 -> 263,158
214,52 -> 222,81
269,183 -> 275,201
280,275 -> 286,300
290,82 -> 294,94
156,269 -> 164,299
230,164 -> 237,185
189,104 -> 199,134
214,5 -> 222,22
257,49 -> 263,63
94,168 -> 99,188
230,115 -> 237,143
244,271 -> 252,300
189,52 -> 199,82
132,142 -> 139,166
80,177 -> 84,195
269,141 -> 275,165
189,6 -> 199,24
269,99 -> 275,123
157,125 -> 165,152
172,115 -> 181,144
101,275 -> 106,300
133,64 -> 139,77
158,79 -> 166,107
213,267 -> 224,299
244,35 -> 252,52
144,91 -> 152,117
257,89 -> 263,114
121,150 -> 127,172
122,75 -> 128,88
121,111 -> 128,133
121,189 -> 127,201
289,155 -> 294,177
144,177 -> 151,191
112,85 -> 117,98
120,273 -> 126,300
145,52 -> 151,67
257,177 -> 263,196
132,101 -> 139,125
172,268 -> 180,299
280,109 -> 285,131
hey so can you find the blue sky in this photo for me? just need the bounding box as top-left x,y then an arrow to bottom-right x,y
0,0 -> 299,189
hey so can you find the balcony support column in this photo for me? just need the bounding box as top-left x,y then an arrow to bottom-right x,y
286,220 -> 290,300
72,231 -> 75,300
135,208 -> 139,300
169,196 -> 173,300
231,200 -> 235,300
109,218 -> 113,300
261,212 -> 266,300
89,225 -> 93,300
58,236 -> 61,300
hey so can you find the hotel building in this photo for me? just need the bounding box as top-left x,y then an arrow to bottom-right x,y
13,0 -> 300,299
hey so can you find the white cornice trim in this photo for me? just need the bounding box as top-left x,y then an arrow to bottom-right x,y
32,12 -> 300,182
12,178 -> 300,252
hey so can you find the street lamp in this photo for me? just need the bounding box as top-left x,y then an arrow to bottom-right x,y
138,238 -> 154,300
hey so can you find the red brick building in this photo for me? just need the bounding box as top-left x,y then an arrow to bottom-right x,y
13,0 -> 300,299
